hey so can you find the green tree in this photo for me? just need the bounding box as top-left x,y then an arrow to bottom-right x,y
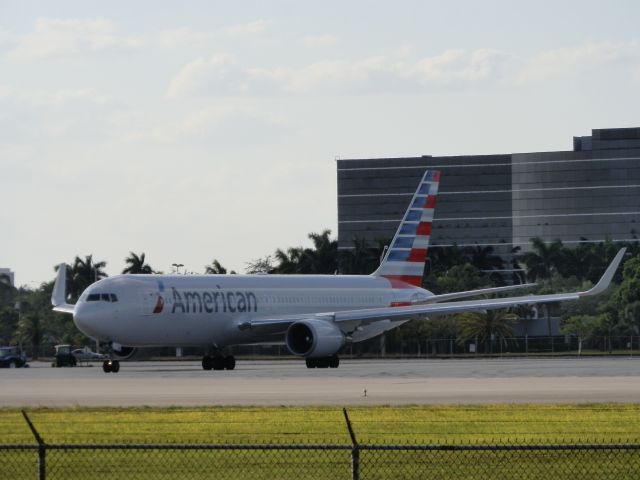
339,237 -> 389,275
271,230 -> 338,274
607,254 -> 640,335
300,230 -> 338,274
561,314 -> 604,355
123,252 -> 154,274
0,305 -> 19,345
273,247 -> 304,273
245,256 -> 274,274
431,263 -> 484,294
456,309 -> 518,353
205,260 -> 236,274
520,238 -> 565,281
60,255 -> 108,301
0,273 -> 16,307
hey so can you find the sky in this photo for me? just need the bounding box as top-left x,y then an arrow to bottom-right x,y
2,0 -> 640,286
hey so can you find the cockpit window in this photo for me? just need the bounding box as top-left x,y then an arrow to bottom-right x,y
86,293 -> 118,302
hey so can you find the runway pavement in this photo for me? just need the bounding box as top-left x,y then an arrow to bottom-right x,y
2,357 -> 640,407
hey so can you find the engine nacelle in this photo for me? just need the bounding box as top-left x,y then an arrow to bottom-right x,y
286,319 -> 345,358
112,346 -> 137,360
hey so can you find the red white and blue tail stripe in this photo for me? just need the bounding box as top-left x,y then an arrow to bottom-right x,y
373,170 -> 440,288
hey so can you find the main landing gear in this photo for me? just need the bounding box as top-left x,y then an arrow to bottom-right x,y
306,355 -> 340,369
202,355 -> 236,371
102,359 -> 120,373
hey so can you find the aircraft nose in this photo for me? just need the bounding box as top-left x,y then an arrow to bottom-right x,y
73,303 -> 109,339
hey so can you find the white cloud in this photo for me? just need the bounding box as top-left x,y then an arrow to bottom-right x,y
224,20 -> 270,38
166,54 -> 242,98
6,18 -> 144,61
156,27 -> 216,48
301,34 -> 338,47
516,41 -> 640,84
121,102 -> 287,145
166,48 -> 517,97
166,40 -> 640,97
404,49 -> 516,84
0,85 -> 111,106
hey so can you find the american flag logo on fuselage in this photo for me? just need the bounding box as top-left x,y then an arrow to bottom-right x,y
372,170 -> 440,288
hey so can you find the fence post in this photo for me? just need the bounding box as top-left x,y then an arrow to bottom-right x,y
343,408 -> 360,480
22,410 -> 46,480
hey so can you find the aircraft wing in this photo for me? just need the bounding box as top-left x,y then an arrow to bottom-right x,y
245,248 -> 625,333
422,282 -> 536,303
334,247 -> 624,325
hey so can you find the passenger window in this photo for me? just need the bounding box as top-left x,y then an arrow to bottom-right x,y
110,294 -> 118,302
101,294 -> 111,302
87,294 -> 100,302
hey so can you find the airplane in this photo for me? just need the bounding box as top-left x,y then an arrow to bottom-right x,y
51,170 -> 626,373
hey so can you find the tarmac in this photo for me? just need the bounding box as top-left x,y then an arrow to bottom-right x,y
2,357 -> 640,407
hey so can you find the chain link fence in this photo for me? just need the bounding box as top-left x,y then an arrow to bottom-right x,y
3,410 -> 640,479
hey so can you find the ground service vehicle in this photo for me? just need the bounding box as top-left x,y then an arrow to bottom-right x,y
52,344 -> 77,367
0,346 -> 28,368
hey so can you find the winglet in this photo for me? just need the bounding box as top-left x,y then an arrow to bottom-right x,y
580,248 -> 626,297
51,263 -> 75,314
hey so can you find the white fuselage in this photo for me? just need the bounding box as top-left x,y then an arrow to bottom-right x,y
73,274 -> 433,348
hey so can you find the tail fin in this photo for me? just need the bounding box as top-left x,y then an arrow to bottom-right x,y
372,170 -> 440,287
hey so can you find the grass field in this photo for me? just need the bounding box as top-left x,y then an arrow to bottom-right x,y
2,404 -> 640,479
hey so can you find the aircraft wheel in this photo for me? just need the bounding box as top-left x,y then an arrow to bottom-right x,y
329,356 -> 340,368
111,360 -> 120,373
202,356 -> 213,371
224,356 -> 236,370
305,358 -> 317,368
212,356 -> 225,370
102,360 -> 112,373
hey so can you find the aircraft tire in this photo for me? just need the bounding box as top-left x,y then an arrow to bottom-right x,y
329,356 -> 340,368
305,358 -> 317,368
111,360 -> 120,373
202,356 -> 213,370
102,360 -> 112,373
223,356 -> 236,370
212,356 -> 225,370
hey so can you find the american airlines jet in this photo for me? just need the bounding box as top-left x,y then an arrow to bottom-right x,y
51,170 -> 625,373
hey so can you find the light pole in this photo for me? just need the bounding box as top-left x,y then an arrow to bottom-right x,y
171,263 -> 184,274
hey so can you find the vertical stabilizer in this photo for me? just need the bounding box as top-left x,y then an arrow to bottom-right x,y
372,170 -> 440,287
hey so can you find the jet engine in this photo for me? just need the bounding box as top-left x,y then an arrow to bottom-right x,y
286,319 -> 345,358
112,345 -> 137,360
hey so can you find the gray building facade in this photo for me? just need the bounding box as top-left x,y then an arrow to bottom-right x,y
337,127 -> 640,261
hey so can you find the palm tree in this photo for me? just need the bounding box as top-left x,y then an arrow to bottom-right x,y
519,238 -> 564,281
339,237 -> 391,274
58,255 -> 108,301
0,273 -> 16,305
465,245 -> 504,271
303,230 -> 338,274
456,309 -> 518,353
205,259 -> 235,274
12,314 -> 46,358
273,247 -> 304,273
123,252 -> 154,274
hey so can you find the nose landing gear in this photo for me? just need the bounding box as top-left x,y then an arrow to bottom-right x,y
102,359 -> 120,373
